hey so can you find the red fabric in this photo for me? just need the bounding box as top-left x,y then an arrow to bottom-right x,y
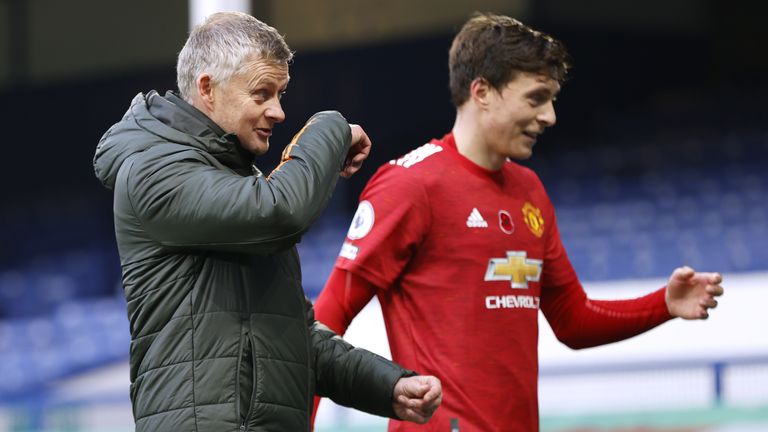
313,133 -> 671,432
311,269 -> 377,428
315,268 -> 376,336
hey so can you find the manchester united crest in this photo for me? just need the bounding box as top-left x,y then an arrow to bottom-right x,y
522,202 -> 544,238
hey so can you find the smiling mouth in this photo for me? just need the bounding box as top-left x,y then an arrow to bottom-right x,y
256,128 -> 272,138
523,132 -> 538,142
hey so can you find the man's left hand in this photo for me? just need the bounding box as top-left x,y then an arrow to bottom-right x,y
665,266 -> 724,319
392,375 -> 442,424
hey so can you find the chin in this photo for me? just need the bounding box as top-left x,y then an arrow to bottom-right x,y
508,148 -> 533,161
244,140 -> 269,155
518,150 -> 534,160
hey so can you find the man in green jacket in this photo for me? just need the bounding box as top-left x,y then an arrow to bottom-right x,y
93,11 -> 441,432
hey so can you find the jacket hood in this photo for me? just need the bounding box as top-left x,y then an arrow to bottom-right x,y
93,90 -> 253,189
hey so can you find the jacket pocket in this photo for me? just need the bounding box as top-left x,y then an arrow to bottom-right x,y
236,324 -> 256,424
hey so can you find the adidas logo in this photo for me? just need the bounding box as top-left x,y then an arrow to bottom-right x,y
466,208 -> 488,228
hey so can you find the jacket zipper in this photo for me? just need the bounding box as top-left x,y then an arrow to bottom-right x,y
242,327 -> 257,431
235,322 -> 247,430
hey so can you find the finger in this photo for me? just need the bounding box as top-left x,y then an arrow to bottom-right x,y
672,266 -> 695,282
691,272 -> 722,286
348,154 -> 366,170
348,124 -> 371,150
351,133 -> 371,150
401,408 -> 428,424
706,284 -> 724,296
357,138 -> 372,155
340,160 -> 363,178
406,382 -> 429,398
399,393 -> 426,405
699,298 -> 718,309
349,148 -> 369,165
421,383 -> 441,403
402,397 -> 427,412
398,385 -> 423,400
419,395 -> 441,417
349,124 -> 363,146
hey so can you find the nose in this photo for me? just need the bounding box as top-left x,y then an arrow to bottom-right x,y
266,101 -> 286,124
538,101 -> 556,127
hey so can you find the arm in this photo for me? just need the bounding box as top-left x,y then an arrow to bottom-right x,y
307,297 -> 440,420
311,165 -> 432,425
126,111 -> 351,254
310,262 -> 443,427
307,296 -> 441,423
314,267 -> 377,336
541,279 -> 672,350
310,267 -> 379,426
541,213 -> 723,349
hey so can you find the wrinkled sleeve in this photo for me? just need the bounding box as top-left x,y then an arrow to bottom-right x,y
306,299 -> 414,418
540,199 -> 671,349
122,111 -> 349,254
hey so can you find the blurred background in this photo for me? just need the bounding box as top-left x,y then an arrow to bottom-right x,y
0,0 -> 766,431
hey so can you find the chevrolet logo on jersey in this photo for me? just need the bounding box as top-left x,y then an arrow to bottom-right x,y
484,251 -> 543,289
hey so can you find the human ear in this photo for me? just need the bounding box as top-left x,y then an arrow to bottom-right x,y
196,73 -> 215,108
469,77 -> 491,108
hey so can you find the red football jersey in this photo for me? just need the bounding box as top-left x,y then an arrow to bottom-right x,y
327,133 -> 670,431
335,133 -> 576,431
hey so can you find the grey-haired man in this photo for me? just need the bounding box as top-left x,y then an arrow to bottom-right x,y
94,11 -> 441,432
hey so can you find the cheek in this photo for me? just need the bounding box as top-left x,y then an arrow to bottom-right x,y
241,105 -> 264,122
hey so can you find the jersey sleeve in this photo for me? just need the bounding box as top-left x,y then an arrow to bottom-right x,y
310,268 -> 378,429
539,199 -> 672,349
314,267 -> 377,337
335,165 -> 430,290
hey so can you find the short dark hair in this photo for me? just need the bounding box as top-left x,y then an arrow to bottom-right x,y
449,13 -> 571,107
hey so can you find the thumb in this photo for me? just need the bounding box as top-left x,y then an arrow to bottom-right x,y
671,266 -> 695,282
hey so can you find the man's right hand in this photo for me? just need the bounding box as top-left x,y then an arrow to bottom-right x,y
392,375 -> 442,424
340,124 -> 372,178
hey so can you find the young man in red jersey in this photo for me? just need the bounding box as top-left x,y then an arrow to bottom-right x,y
313,13 -> 724,432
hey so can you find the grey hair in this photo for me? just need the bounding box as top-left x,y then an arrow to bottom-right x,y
176,11 -> 293,102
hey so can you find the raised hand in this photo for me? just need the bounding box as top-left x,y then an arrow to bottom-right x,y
665,266 -> 724,319
340,124 -> 372,178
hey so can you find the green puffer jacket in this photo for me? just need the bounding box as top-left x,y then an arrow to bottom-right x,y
93,91 -> 411,431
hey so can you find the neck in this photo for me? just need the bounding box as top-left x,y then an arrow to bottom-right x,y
452,110 -> 506,171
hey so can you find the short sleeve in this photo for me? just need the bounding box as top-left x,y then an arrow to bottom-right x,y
335,165 -> 430,290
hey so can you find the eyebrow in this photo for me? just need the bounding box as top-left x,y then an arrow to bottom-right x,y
526,87 -> 558,98
528,87 -> 549,93
246,72 -> 290,90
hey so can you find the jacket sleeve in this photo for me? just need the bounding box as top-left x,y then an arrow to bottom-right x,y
306,298 -> 414,419
123,111 -> 349,254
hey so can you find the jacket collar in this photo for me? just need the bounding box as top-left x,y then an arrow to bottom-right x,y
144,90 -> 254,171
